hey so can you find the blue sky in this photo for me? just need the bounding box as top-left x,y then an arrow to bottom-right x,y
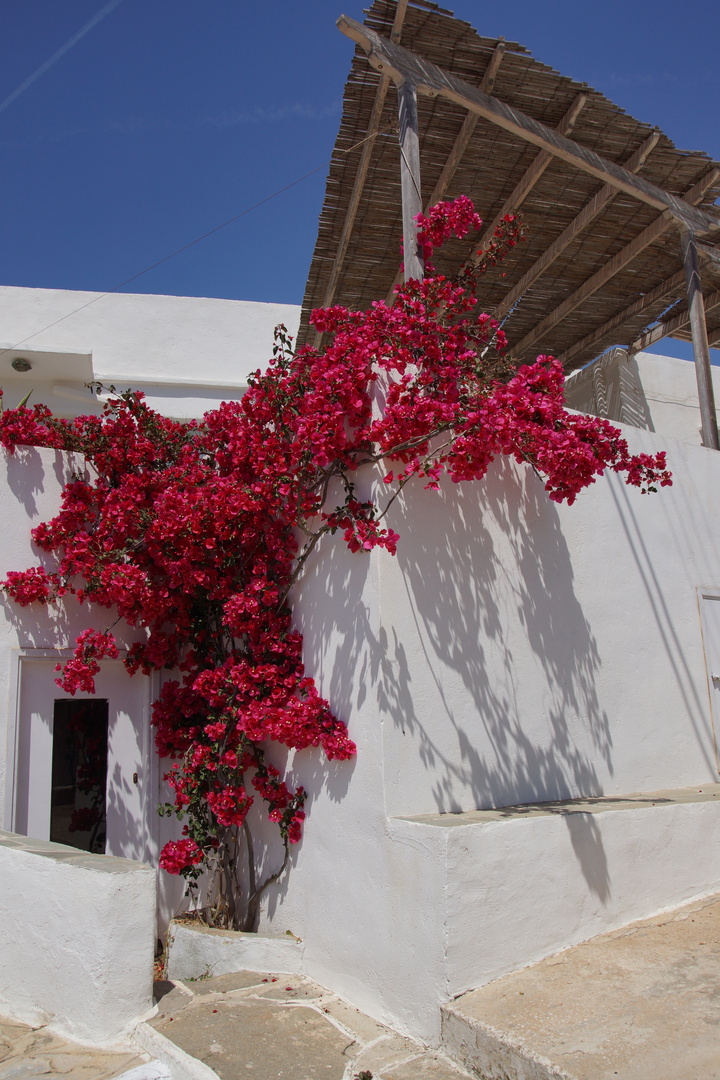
1,0 -> 718,359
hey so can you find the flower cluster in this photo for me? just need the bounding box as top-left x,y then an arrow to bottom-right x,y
3,566 -> 52,605
55,629 -> 120,695
0,197 -> 671,920
159,838 -> 204,875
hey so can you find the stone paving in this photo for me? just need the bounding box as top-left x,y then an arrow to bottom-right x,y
0,1016 -> 163,1080
148,971 -> 474,1080
5,894 -> 720,1079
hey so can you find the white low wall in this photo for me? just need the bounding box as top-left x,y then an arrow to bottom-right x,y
166,921 -> 304,981
420,786 -> 720,999
0,831 -> 156,1043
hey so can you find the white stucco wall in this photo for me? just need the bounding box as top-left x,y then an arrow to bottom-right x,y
0,831 -> 156,1043
255,422 -> 720,1039
634,351 -> 720,444
4,402 -> 720,1042
0,445 -> 189,927
0,286 -> 300,418
565,348 -> 720,446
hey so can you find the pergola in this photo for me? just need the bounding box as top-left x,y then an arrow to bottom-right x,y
299,0 -> 720,447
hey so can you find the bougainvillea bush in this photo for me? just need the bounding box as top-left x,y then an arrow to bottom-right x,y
0,198 -> 671,929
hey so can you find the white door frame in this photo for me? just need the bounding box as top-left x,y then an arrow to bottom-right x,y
4,647 -> 159,864
696,588 -> 720,777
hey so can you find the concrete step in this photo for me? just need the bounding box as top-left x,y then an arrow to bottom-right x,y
440,893 -> 720,1080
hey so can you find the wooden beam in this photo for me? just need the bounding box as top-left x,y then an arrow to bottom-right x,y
313,3 -> 410,345
494,131 -> 660,321
425,41 -> 505,209
697,241 -> 720,273
398,79 -> 424,281
557,269 -> 687,368
337,15 -> 719,235
467,92 -> 587,270
680,228 -> 720,449
385,41 -> 506,301
511,169 -> 719,359
631,288 -> 720,352
389,0 -> 408,43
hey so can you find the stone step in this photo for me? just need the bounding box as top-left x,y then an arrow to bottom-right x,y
440,893 -> 720,1080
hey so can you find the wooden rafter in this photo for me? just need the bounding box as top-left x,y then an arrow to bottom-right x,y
425,40 -> 505,209
631,288 -> 720,351
556,269 -> 687,368
697,241 -> 720,272
338,16 -> 719,235
557,237 -> 720,368
312,1 -> 409,346
467,92 -> 587,271
385,40 -> 506,301
494,131 -> 660,322
511,168 -> 719,359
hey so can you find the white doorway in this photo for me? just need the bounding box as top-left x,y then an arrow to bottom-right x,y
6,653 -> 155,864
697,589 -> 720,777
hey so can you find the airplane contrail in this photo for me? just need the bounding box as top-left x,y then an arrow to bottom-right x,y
0,0 -> 125,116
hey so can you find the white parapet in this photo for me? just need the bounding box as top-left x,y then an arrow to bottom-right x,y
399,783 -> 720,1005
166,920 -> 304,981
0,831 -> 156,1044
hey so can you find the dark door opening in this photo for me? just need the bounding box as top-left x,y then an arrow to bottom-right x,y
50,699 -> 108,853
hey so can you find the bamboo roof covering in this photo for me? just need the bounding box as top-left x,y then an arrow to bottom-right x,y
298,0 -> 720,371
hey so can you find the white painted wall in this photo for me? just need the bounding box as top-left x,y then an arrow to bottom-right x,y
254,422 -> 720,1039
565,348 -> 720,446
0,830 -> 156,1043
5,377 -> 720,1042
0,445 -> 190,929
0,286 -> 300,419
634,351 -> 720,444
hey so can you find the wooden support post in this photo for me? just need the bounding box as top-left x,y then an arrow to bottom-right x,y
385,42 -> 506,301
681,228 -> 720,449
397,79 -> 424,282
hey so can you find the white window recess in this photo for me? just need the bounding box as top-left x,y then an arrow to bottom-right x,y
4,650 -> 157,865
696,588 -> 720,777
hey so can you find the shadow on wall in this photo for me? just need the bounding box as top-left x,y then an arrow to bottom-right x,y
563,350 -> 655,432
608,473 -> 717,776
3,445 -> 86,520
257,542 -> 371,923
383,456 -> 612,816
1,446 -> 92,649
289,459 -> 613,903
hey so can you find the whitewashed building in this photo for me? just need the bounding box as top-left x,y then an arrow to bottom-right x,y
4,0 -> 720,1046
0,286 -> 301,960
2,282 -> 720,1044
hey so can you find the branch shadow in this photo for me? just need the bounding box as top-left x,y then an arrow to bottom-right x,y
381,457 -> 613,901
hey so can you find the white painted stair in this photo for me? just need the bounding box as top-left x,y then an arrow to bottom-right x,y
439,891 -> 720,1080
